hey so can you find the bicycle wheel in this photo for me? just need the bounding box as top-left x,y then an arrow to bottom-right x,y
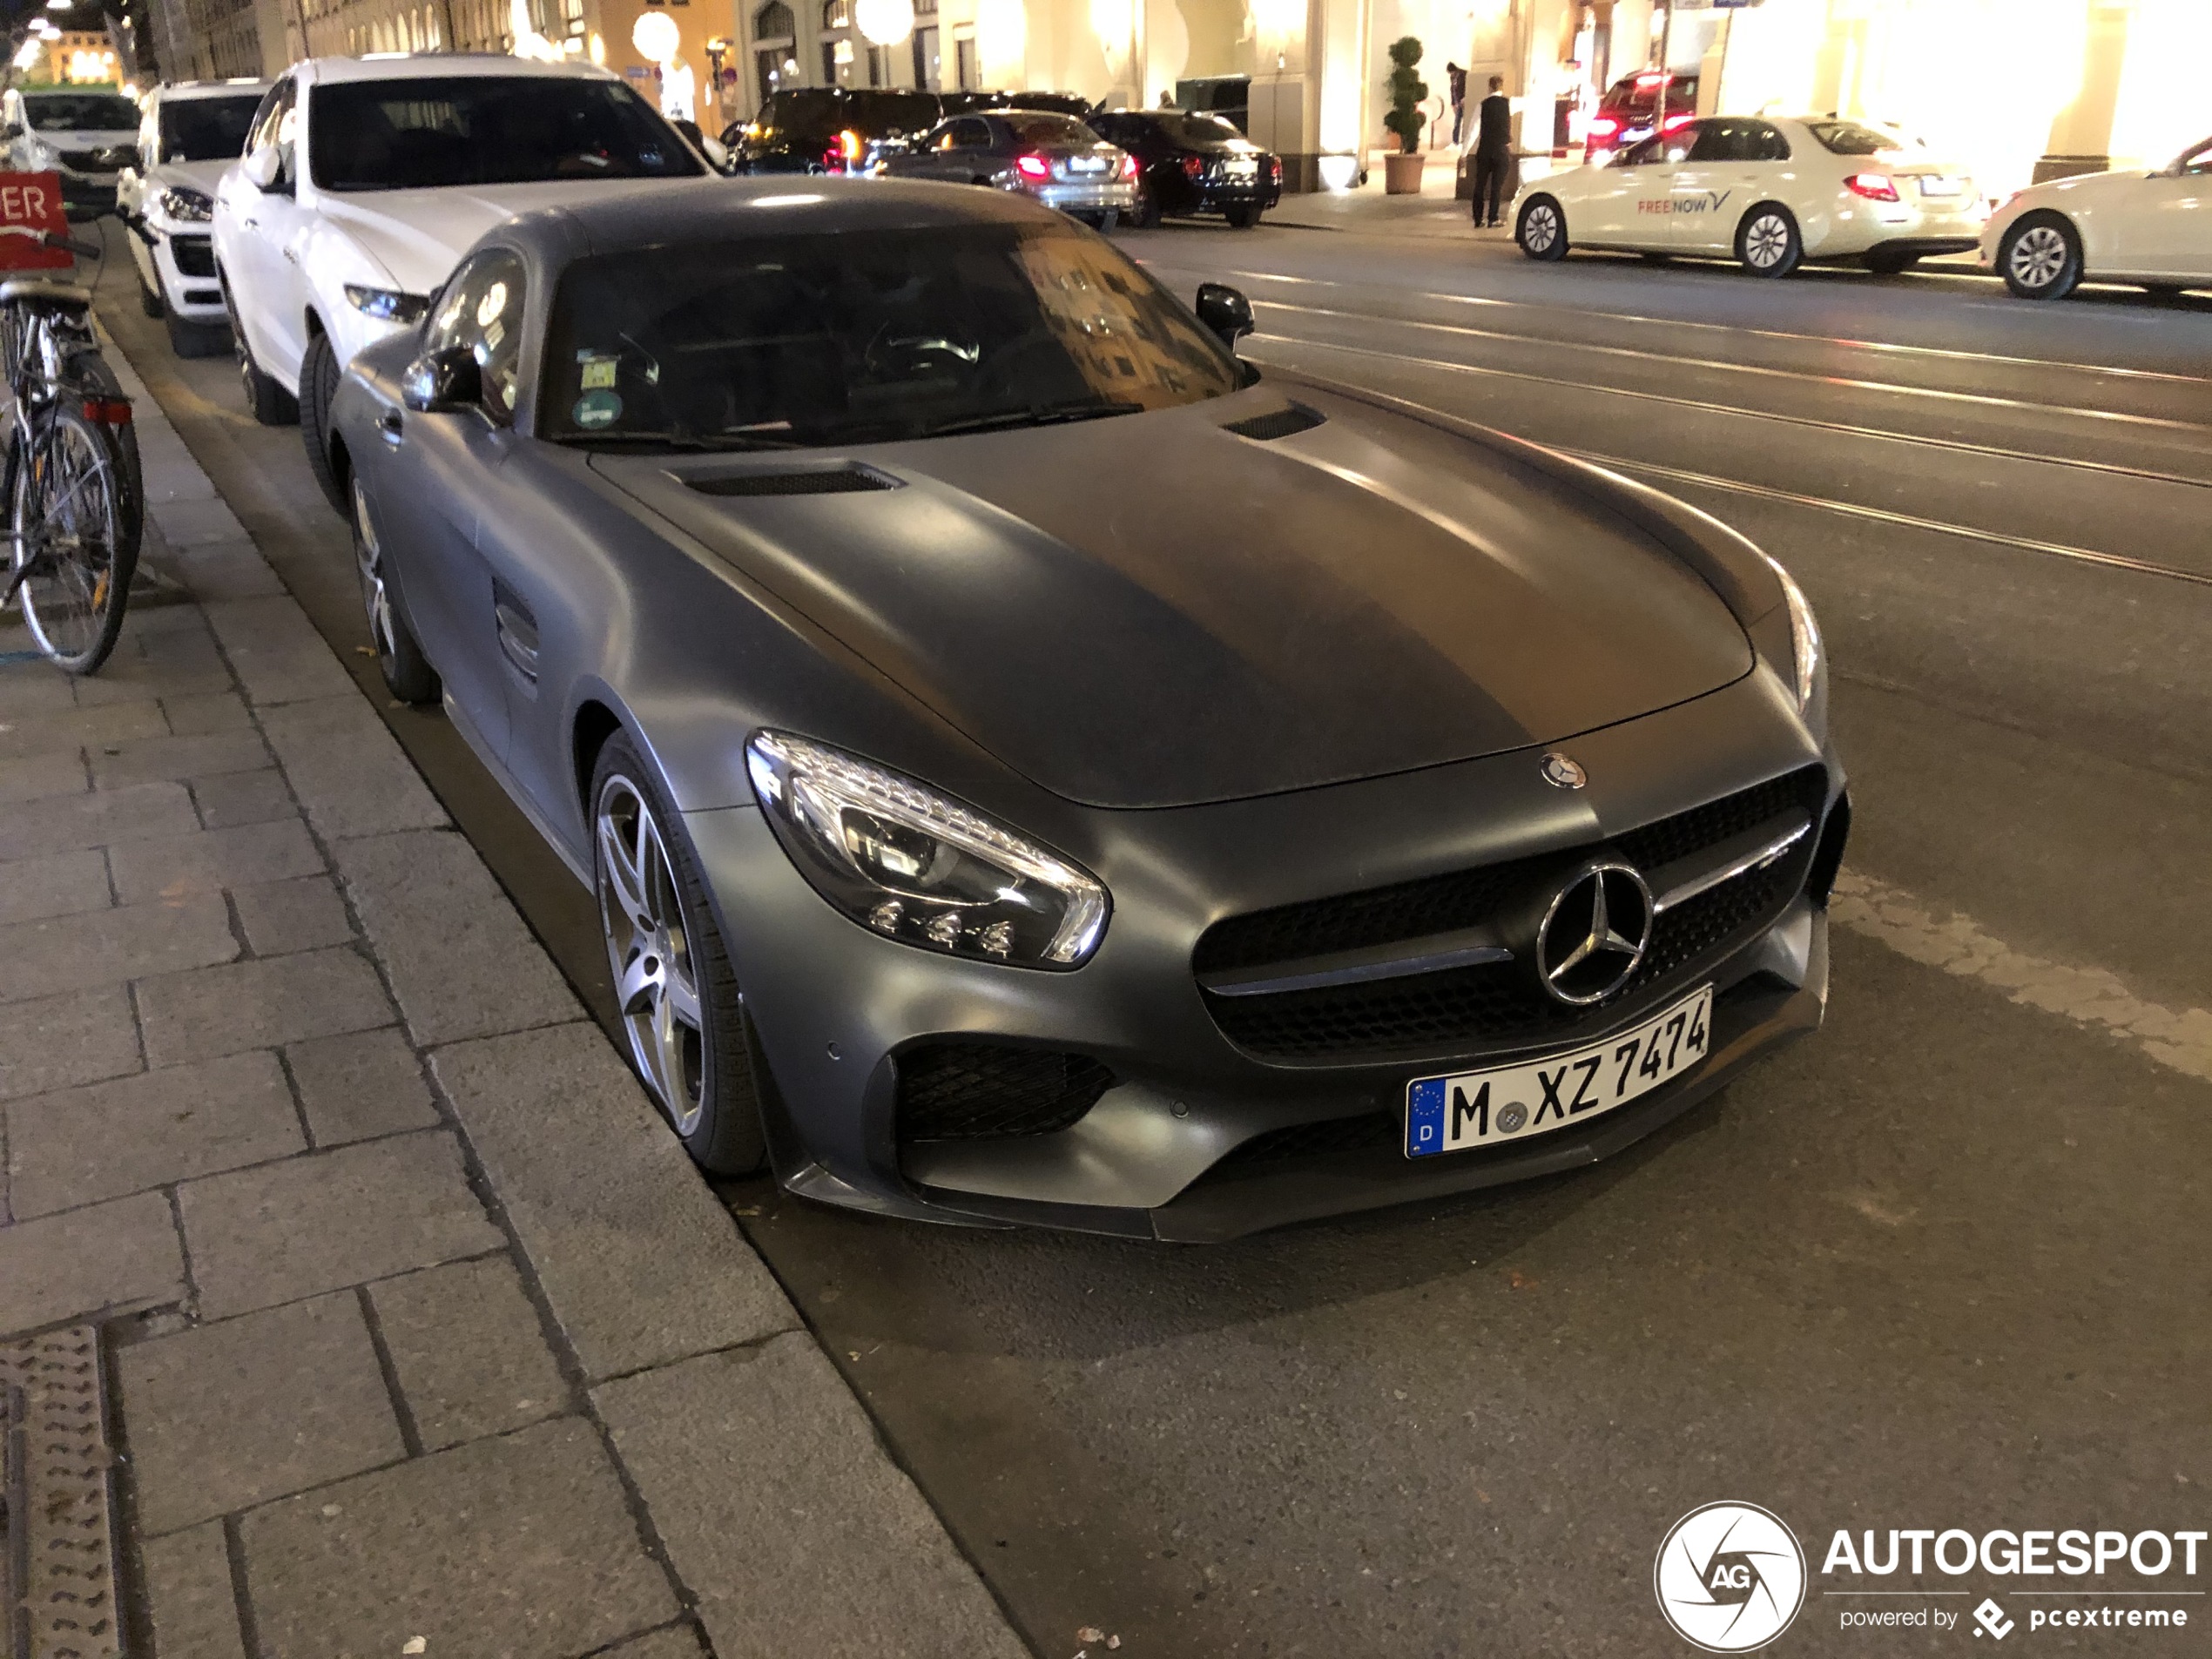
9,406 -> 135,674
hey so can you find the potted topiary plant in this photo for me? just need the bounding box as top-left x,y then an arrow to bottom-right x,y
1383,36 -> 1427,193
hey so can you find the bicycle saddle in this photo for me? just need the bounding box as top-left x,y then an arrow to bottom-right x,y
0,277 -> 93,306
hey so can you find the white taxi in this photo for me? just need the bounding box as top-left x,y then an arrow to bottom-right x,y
1513,115 -> 1987,278
1981,136 -> 2212,300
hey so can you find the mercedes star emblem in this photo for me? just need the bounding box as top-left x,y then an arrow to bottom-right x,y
1541,752 -> 1588,789
1535,862 -> 1652,1005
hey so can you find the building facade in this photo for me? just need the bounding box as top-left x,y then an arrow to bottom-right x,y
145,0 -> 2209,196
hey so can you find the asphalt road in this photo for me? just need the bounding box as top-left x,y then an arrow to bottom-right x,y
95,214 -> 2212,1658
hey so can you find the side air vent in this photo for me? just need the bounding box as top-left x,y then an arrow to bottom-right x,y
1223,403 -> 1325,442
684,466 -> 900,497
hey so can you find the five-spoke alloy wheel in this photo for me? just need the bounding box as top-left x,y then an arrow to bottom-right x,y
2000,214 -> 2082,300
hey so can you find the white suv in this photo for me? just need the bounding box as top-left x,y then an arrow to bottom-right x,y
118,79 -> 271,357
212,54 -> 710,508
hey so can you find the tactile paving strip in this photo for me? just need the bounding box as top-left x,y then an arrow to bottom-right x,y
0,1326 -> 122,1659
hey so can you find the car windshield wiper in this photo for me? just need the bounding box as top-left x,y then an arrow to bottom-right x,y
914,401 -> 1144,440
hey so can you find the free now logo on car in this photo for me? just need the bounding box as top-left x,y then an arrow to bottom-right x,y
1639,190 -> 1734,216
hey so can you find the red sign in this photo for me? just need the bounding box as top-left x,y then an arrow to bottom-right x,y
0,173 -> 72,273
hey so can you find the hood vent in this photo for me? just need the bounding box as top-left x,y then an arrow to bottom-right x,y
684,465 -> 900,498
1223,403 -> 1325,442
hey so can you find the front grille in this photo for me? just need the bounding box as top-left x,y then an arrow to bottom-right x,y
170,234 -> 215,278
895,1043 -> 1115,1143
1197,765 -> 1828,1063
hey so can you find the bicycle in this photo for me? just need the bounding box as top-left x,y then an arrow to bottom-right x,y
1,228 -> 144,675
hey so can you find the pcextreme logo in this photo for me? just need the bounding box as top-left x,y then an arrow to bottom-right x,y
1638,191 -> 1734,215
1656,1502 -> 1809,1652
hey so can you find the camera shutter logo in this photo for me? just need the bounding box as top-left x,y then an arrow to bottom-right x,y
1654,1502 -> 1807,1653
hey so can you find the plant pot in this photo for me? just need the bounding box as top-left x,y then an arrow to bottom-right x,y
1384,152 -> 1426,194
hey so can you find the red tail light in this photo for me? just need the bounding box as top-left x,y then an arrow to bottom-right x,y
1015,152 -> 1051,180
1181,153 -> 1205,179
1635,71 -> 1664,89
1591,115 -> 1620,136
1120,151 -> 1137,180
1661,111 -> 1694,132
1844,172 -> 1899,201
1268,156 -> 1281,184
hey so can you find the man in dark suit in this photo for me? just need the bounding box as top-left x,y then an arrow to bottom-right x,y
1471,75 -> 1513,229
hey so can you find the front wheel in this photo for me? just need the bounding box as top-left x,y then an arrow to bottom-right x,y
228,287 -> 300,425
300,331 -> 346,513
1129,187 -> 1162,228
138,268 -> 163,320
352,478 -> 438,705
592,733 -> 769,1174
1737,204 -> 1803,277
7,409 -> 136,675
1516,195 -> 1567,260
1999,213 -> 2081,300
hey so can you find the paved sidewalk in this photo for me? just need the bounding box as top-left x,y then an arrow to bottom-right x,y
0,336 -> 1031,1657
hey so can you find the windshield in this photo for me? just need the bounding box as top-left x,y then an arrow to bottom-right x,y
25,94 -> 139,132
158,94 -> 263,161
309,76 -> 704,191
542,222 -> 1240,448
1154,112 -> 1245,146
1002,112 -> 1099,147
1806,120 -> 1905,156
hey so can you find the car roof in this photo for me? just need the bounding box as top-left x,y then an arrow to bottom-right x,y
496,174 -> 1062,262
297,53 -> 621,86
153,80 -> 273,102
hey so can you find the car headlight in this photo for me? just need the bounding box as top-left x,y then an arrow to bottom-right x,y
344,284 -> 430,324
746,730 -> 1109,968
1765,556 -> 1822,709
154,185 -> 212,222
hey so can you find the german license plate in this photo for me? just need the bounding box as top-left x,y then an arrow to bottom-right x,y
1226,159 -> 1257,177
1069,157 -> 1107,173
1917,175 -> 1963,197
1404,985 -> 1712,1158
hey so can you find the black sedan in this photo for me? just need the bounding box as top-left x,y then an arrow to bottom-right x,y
326,179 -> 1847,1241
1089,109 -> 1282,227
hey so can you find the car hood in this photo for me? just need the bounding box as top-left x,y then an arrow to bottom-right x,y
2017,166 -> 2157,208
314,180 -> 652,292
152,158 -> 237,196
590,388 -> 1755,809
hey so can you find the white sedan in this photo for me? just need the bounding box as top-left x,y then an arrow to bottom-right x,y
1513,115 -> 1987,277
1982,137 -> 2212,300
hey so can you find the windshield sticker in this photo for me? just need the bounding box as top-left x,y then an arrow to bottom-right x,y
573,389 -> 623,428
577,354 -> 618,390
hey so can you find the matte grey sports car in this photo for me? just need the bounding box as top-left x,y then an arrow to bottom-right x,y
327,177 -> 1848,1241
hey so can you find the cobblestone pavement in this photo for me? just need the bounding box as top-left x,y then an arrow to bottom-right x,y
0,334 -> 1029,1659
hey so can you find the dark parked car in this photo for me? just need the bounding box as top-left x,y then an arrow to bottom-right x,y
1585,70 -> 1699,165
880,110 -> 1136,226
724,86 -> 941,172
1089,109 -> 1281,227
327,176 -> 1846,1240
939,90 -> 1093,118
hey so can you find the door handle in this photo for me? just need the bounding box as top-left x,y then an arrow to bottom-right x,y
376,409 -> 403,445
241,217 -> 258,229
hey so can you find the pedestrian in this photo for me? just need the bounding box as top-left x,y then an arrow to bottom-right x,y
1447,62 -> 1467,145
1472,74 -> 1512,229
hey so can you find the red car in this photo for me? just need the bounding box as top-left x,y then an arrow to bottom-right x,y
1585,71 -> 1699,165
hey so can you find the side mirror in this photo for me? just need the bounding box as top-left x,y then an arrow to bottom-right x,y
1,123 -> 20,141
1195,282 -> 1254,352
403,346 -> 482,413
241,145 -> 286,192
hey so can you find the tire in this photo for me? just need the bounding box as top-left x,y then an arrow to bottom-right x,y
228,290 -> 300,425
7,408 -> 136,675
75,353 -> 143,578
351,477 -> 439,705
138,268 -> 163,319
1865,250 -> 1920,276
1129,187 -> 1161,229
590,732 -> 769,1174
1737,204 -> 1802,277
1224,201 -> 1262,229
165,312 -> 229,359
1515,194 -> 1567,260
1998,212 -> 2080,300
299,331 -> 346,514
